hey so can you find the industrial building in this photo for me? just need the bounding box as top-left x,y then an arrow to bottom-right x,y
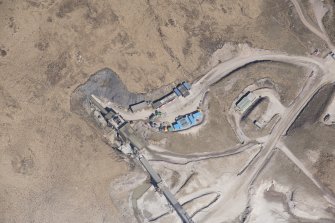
235,91 -> 258,113
89,95 -> 124,128
108,114 -> 126,129
90,95 -> 145,150
152,92 -> 177,109
174,81 -> 191,97
90,95 -> 193,223
152,81 -> 192,109
129,101 -> 150,112
169,110 -> 203,131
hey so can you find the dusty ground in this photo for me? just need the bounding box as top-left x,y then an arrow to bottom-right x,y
285,84 -> 335,193
253,150 -> 335,222
323,0 -> 335,43
300,0 -> 318,26
153,91 -> 239,154
0,76 -> 129,223
147,146 -> 261,222
147,61 -> 309,154
217,61 -> 310,108
285,123 -> 335,193
0,0 -> 334,222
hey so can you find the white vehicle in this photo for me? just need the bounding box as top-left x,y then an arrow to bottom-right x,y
331,52 -> 335,60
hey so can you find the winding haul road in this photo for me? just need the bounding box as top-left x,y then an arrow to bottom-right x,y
148,143 -> 261,165
117,0 -> 335,222
112,53 -> 326,123
185,54 -> 335,221
171,1 -> 335,220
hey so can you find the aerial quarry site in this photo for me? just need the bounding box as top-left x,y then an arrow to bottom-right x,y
2,1 -> 335,223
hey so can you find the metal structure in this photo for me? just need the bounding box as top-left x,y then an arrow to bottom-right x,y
161,188 -> 194,223
170,110 -> 203,131
89,95 -> 108,115
175,81 -> 191,97
89,95 -> 193,223
119,123 -> 146,150
152,92 -> 177,109
235,91 -> 258,113
129,101 -> 150,112
152,81 -> 192,109
138,156 -> 162,184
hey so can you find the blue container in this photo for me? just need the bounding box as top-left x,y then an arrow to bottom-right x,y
174,88 -> 182,96
182,82 -> 191,90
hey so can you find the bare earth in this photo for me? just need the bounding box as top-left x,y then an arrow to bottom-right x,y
1,0 -> 335,223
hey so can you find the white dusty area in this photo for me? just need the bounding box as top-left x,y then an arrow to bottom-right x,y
142,145 -> 261,222
147,143 -> 261,165
248,181 -> 291,223
321,93 -> 335,125
309,0 -> 330,34
183,192 -> 220,217
247,180 -> 334,222
133,45 -> 335,222
109,172 -> 147,223
137,187 -> 171,220
278,141 -> 335,206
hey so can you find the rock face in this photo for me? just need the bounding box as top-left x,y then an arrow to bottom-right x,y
71,68 -> 145,116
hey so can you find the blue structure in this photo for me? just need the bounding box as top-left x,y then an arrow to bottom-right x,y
152,81 -> 192,109
173,81 -> 192,98
182,81 -> 191,90
170,111 -> 203,131
174,88 -> 182,96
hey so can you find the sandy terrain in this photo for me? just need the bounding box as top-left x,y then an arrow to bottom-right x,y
1,0 -> 335,223
283,83 -> 335,198
285,122 -> 335,193
252,150 -> 335,222
143,60 -> 311,154
152,91 -> 240,154
323,0 -> 335,43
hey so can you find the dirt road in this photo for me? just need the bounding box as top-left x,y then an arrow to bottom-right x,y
277,141 -> 335,205
136,1 -> 335,221
290,0 -> 335,50
112,52 -> 325,124
148,143 -> 261,165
